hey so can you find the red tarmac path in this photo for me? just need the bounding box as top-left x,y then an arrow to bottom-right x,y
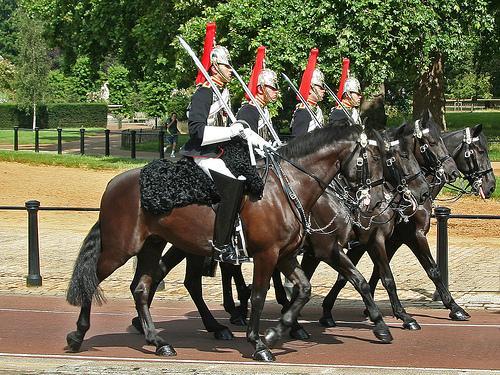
0,295 -> 499,372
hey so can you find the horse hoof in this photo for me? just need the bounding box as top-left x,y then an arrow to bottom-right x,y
290,327 -> 310,340
252,348 -> 275,362
66,331 -> 82,352
450,310 -> 470,321
264,327 -> 280,348
230,315 -> 247,326
156,344 -> 177,357
403,321 -> 421,330
374,328 -> 393,343
131,316 -> 144,334
319,317 -> 336,327
214,327 -> 234,340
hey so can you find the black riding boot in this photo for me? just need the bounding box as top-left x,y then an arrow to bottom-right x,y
210,170 -> 249,265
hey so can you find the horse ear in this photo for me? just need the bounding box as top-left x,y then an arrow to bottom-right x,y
421,109 -> 429,124
472,124 -> 483,137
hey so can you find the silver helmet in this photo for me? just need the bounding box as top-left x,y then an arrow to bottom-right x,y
343,77 -> 361,95
258,69 -> 279,90
311,68 -> 324,89
210,45 -> 232,82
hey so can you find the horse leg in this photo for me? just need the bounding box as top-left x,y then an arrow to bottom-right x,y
233,264 -> 252,320
66,222 -> 139,352
220,263 -> 247,326
320,243 -> 365,327
264,258 -> 311,349
131,245 -> 186,333
367,236 -> 403,298
246,251 -> 277,362
132,238 -> 176,356
184,254 -> 234,339
368,234 -> 420,330
272,269 -> 292,313
323,246 -> 393,343
409,233 -> 470,321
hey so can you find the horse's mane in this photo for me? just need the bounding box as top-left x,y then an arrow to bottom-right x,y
278,124 -> 364,159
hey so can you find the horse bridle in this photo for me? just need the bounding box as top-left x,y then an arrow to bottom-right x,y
413,120 -> 452,183
449,127 -> 493,191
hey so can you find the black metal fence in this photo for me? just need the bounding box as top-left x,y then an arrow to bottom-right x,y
12,127 -> 167,160
1,202 -> 498,293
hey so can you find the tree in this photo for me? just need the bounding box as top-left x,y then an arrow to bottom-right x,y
0,56 -> 16,102
0,0 -> 18,61
13,8 -> 50,129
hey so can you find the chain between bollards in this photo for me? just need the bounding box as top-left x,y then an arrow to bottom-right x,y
25,200 -> 42,287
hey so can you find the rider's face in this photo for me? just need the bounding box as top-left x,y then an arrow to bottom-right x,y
264,85 -> 279,103
310,85 -> 325,102
349,92 -> 362,107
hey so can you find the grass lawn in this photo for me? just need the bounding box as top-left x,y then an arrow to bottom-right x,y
0,150 -> 148,170
0,128 -> 106,145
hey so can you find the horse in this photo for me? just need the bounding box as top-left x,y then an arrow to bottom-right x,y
65,124 -> 394,362
355,123 -> 496,322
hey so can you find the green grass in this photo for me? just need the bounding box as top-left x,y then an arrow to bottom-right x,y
0,150 -> 148,170
0,128 -> 105,145
388,111 -> 500,137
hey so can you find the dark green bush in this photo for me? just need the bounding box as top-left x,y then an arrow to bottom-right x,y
0,103 -> 106,129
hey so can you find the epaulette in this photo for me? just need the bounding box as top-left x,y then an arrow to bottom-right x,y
201,81 -> 211,88
296,103 -> 306,110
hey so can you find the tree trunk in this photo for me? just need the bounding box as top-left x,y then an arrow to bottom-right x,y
32,102 -> 37,130
412,52 -> 447,130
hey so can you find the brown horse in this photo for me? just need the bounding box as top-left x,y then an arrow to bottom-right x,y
65,124 -> 393,362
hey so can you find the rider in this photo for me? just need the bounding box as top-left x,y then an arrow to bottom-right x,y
329,58 -> 362,126
236,46 -> 279,142
180,23 -> 248,265
290,48 -> 325,137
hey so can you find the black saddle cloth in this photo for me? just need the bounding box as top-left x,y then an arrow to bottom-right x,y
140,139 -> 264,215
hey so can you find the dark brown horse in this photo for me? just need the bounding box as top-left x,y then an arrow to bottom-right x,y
66,124 -> 393,362
359,124 -> 495,321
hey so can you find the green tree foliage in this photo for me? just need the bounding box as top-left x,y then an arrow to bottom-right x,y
46,69 -> 72,102
13,8 -> 50,129
69,56 -> 95,101
0,0 -> 17,61
447,73 -> 493,99
107,64 -> 132,113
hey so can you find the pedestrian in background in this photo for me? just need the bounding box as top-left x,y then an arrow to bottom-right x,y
164,112 -> 178,158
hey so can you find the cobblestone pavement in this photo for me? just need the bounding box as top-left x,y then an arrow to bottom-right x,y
0,211 -> 498,312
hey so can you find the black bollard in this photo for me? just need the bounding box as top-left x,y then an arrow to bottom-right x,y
14,126 -> 19,151
25,200 -> 42,286
34,127 -> 40,153
105,129 -> 110,156
57,128 -> 62,154
80,128 -> 85,155
433,206 -> 450,301
159,130 -> 165,159
131,130 -> 136,159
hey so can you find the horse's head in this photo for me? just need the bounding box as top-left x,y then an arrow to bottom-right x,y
383,127 -> 430,205
410,110 -> 460,183
444,124 -> 496,199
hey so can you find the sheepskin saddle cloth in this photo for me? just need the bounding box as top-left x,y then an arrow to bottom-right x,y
140,140 -> 264,215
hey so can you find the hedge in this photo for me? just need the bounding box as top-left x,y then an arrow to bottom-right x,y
0,103 -> 107,129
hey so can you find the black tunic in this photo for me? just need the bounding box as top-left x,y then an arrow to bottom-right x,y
290,108 -> 312,138
328,107 -> 350,127
236,103 -> 260,133
180,86 -> 224,158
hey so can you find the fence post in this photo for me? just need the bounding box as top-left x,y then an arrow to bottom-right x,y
433,206 -> 450,301
57,128 -> 62,154
80,128 -> 85,155
131,130 -> 136,159
34,127 -> 40,153
105,129 -> 110,156
14,126 -> 19,151
25,200 -> 42,287
159,130 -> 165,159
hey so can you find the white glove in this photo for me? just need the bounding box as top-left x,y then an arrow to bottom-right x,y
229,122 -> 246,138
242,128 -> 272,150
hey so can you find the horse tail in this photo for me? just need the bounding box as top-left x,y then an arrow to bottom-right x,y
66,221 -> 105,306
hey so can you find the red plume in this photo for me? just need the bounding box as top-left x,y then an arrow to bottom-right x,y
246,46 -> 266,100
195,23 -> 217,85
336,57 -> 350,98
298,48 -> 319,101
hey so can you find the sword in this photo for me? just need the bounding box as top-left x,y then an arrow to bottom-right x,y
323,81 -> 359,126
281,73 -> 323,130
178,36 -> 256,165
229,66 -> 282,146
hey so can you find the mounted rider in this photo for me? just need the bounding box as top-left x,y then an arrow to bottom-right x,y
180,23 -> 249,264
236,46 -> 279,142
290,48 -> 326,137
329,58 -> 362,126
